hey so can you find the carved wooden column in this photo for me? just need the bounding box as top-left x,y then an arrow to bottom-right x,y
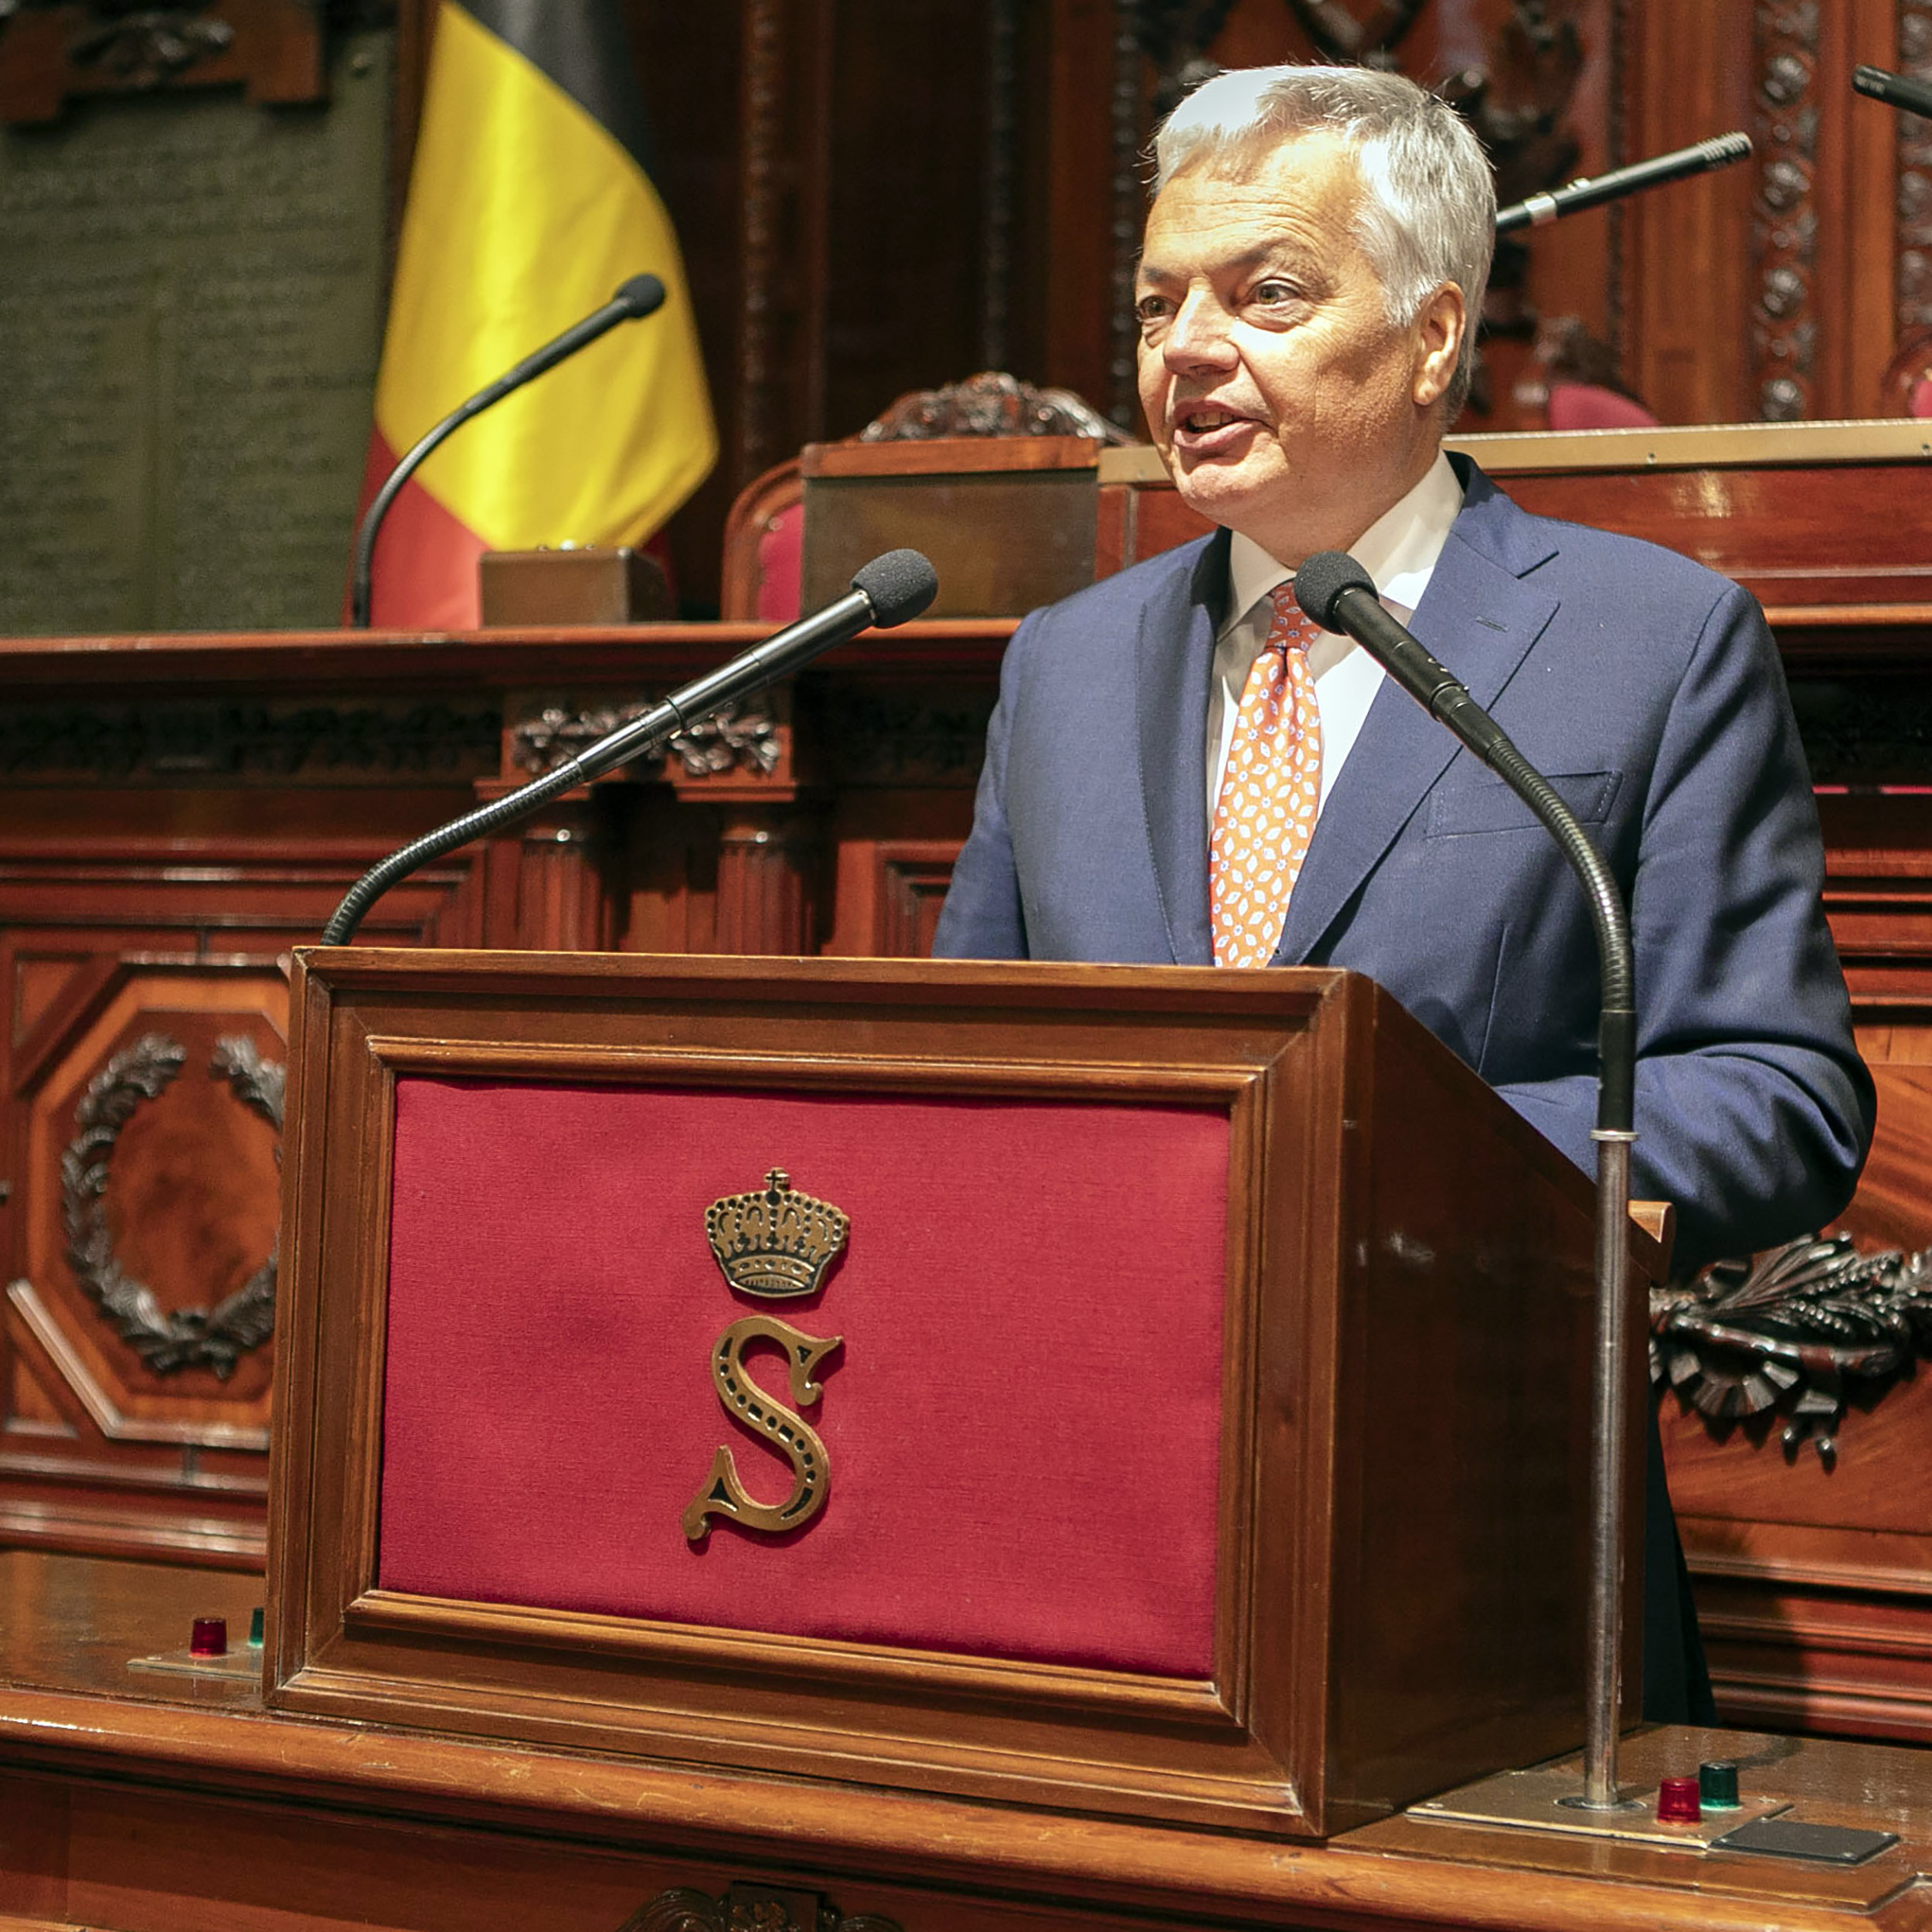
1899,0 -> 1932,342
713,810 -> 821,954
509,794 -> 617,954
668,689 -> 824,957
502,685 -> 821,957
466,778 -> 619,954
1752,2 -> 1821,420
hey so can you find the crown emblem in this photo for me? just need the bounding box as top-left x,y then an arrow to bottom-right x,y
705,1169 -> 849,1299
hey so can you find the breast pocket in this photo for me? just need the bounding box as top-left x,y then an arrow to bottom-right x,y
1424,769 -> 1622,838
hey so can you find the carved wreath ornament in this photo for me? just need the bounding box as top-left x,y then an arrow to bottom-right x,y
60,1031 -> 283,1378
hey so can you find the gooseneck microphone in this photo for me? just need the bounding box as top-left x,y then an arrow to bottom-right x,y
1495,131 -> 1753,235
349,273 -> 668,628
1294,549 -> 1637,1815
1853,64 -> 1932,120
1292,551 -> 1633,1131
321,548 -> 938,945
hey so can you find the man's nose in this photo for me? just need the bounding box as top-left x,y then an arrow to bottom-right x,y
1164,287 -> 1237,369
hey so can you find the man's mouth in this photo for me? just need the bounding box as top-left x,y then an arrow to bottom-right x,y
1170,403 -> 1258,455
1178,404 -> 1249,431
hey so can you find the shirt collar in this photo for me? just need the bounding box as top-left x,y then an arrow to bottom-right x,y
1222,449 -> 1466,635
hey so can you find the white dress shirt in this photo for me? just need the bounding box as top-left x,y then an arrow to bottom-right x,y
1207,451 -> 1466,821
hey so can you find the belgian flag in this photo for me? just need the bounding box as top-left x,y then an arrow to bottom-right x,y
355,1 -> 716,628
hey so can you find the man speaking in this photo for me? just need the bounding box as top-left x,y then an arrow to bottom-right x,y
932,64 -> 1874,1718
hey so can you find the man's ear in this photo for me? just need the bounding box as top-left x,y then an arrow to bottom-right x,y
1411,283 -> 1466,408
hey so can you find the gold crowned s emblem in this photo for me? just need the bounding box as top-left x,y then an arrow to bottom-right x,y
704,1168 -> 849,1300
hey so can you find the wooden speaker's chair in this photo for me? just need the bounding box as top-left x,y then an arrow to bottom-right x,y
719,372 -> 1128,620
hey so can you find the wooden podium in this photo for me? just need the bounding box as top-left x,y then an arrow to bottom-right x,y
270,946 -> 1653,1842
16,947 -> 1932,1930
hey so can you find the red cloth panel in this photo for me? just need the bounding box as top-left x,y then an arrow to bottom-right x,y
379,1080 -> 1230,1677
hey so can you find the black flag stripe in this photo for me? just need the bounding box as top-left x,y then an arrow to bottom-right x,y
455,0 -> 655,174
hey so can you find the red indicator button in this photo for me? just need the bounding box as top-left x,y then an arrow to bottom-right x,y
189,1617 -> 227,1658
1656,1776 -> 1702,1824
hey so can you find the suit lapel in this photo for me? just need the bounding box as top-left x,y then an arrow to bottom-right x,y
1135,532 -> 1228,965
1275,477 -> 1562,964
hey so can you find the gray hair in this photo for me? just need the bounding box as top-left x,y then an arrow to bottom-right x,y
1152,65 -> 1495,414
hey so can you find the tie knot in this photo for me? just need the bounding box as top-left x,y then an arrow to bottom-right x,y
1266,582 -> 1315,654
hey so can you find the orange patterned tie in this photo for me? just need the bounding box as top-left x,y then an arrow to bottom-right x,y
1210,582 -> 1325,968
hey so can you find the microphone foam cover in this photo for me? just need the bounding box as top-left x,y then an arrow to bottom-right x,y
614,273 -> 668,318
851,548 -> 939,628
1293,549 -> 1377,630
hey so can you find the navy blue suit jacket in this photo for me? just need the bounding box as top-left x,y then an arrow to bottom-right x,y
934,461 -> 1873,1274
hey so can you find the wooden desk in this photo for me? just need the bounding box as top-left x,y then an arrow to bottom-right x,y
4,573 -> 1932,1741
4,1551 -> 1932,1932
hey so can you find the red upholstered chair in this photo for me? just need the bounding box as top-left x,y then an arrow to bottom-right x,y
1546,382 -> 1660,431
1509,316 -> 1660,434
719,458 -> 803,621
1878,328 -> 1932,417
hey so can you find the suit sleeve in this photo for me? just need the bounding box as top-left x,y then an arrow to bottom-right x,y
1493,582 -> 1875,1274
931,614 -> 1032,960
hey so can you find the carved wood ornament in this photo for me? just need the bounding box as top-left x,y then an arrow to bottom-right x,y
510,697 -> 780,781
623,1885 -> 900,1932
859,369 -> 1130,444
61,1030 -> 283,1377
1896,0 -> 1932,341
1653,1233 -> 1932,1461
0,0 -> 331,124
1281,0 -> 1427,66
1752,0 -> 1821,420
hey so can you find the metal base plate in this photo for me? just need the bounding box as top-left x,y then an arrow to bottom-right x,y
1410,1762 -> 1790,1848
128,1646 -> 259,1679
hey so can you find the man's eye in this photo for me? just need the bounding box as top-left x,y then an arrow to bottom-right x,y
1135,294 -> 1173,323
1251,280 -> 1298,305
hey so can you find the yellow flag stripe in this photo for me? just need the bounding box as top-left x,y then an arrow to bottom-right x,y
374,1 -> 716,549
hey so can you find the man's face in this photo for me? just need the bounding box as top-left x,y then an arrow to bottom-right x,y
1134,131 -> 1462,564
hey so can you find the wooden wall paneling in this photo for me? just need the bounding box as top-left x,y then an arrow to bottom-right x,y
818,2 -> 1004,441
1660,790 -> 1932,1741
0,753 -> 498,1565
624,2 -> 749,616
1665,1368 -> 1932,1741
1897,0 -> 1932,365
832,839 -> 965,957
1744,0 -> 1901,423
615,787 -> 717,957
1040,0 -> 1119,415
735,0 -> 835,492
0,1772 -> 64,1923
1821,0 -> 1905,417
1621,0 -> 1757,423
1,947 -> 286,1567
1621,0 -> 1901,427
